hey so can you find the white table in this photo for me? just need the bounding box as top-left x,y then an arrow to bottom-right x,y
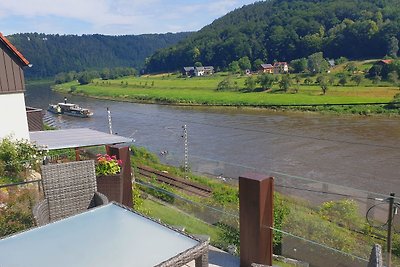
0,203 -> 208,267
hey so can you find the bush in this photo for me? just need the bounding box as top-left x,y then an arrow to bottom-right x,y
392,235 -> 400,258
274,194 -> 290,254
386,93 -> 400,109
132,184 -> 147,214
0,137 -> 47,181
285,205 -> 357,253
319,199 -> 361,229
335,57 -> 348,65
244,76 -> 257,91
0,189 -> 35,237
216,76 -> 239,91
212,185 -> 239,205
215,222 -> 239,253
130,146 -> 160,166
69,86 -> 77,93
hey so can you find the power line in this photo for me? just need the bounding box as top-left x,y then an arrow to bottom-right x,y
187,154 -> 393,201
130,142 -> 395,201
136,145 -> 390,202
274,184 -> 384,201
132,143 -> 394,201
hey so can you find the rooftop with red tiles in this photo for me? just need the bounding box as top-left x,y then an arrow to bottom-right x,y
0,32 -> 30,66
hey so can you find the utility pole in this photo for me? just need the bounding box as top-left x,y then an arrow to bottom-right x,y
182,125 -> 188,179
107,107 -> 113,134
387,193 -> 395,267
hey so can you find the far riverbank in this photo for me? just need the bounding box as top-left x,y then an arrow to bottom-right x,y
52,73 -> 400,116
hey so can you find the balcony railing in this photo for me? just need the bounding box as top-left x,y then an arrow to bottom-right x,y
26,106 -> 43,131
1,155 -> 399,266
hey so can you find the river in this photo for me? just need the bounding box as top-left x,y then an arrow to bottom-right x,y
25,83 -> 400,198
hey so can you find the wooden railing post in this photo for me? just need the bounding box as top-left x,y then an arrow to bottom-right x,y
106,144 -> 133,207
239,173 -> 274,267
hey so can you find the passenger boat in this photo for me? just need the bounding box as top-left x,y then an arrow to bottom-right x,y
48,102 -> 93,118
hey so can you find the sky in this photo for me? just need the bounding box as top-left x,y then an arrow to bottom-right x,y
0,0 -> 257,36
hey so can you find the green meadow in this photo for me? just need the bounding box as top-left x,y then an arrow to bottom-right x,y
53,70 -> 400,115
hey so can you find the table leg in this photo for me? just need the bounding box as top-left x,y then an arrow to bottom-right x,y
195,252 -> 208,267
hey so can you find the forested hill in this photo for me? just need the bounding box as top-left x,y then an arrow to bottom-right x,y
145,0 -> 400,73
7,32 -> 191,78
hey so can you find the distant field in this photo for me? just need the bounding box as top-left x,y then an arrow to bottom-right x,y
53,70 -> 400,115
330,59 -> 377,73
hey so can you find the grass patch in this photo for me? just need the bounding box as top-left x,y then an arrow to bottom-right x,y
142,198 -> 222,241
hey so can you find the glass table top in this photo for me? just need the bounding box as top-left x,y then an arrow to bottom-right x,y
0,203 -> 200,267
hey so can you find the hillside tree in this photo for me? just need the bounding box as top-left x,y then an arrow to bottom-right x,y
228,61 -> 241,73
388,37 -> 399,58
279,74 -> 292,92
217,76 -> 239,91
388,71 -> 399,85
253,59 -> 264,71
238,56 -> 252,71
244,76 -> 257,91
308,52 -> 329,73
317,75 -> 328,95
338,76 -> 348,86
258,73 -> 274,90
351,75 -> 363,86
290,58 -> 308,73
293,75 -> 301,93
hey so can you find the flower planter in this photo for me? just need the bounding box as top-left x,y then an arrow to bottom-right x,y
96,174 -> 123,203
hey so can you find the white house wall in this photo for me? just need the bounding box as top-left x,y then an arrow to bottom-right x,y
0,93 -> 29,140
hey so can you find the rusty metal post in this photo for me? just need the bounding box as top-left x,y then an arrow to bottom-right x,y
74,148 -> 80,161
239,173 -> 274,267
106,145 -> 133,207
387,193 -> 395,267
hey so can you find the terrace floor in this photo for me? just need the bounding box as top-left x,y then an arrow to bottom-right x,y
186,246 -> 239,267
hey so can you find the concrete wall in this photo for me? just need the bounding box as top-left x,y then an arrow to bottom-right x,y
0,92 -> 30,140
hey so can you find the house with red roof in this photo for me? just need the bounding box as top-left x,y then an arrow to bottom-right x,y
273,62 -> 289,74
259,62 -> 289,74
0,33 -> 31,140
259,63 -> 274,74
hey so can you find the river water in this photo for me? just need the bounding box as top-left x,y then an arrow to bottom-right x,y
25,83 -> 400,197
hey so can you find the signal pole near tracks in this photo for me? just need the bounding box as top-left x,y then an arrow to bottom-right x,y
107,107 -> 113,134
182,125 -> 188,179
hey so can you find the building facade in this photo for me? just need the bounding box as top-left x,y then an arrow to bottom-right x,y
0,33 -> 30,140
182,66 -> 214,77
260,64 -> 274,74
273,62 -> 289,74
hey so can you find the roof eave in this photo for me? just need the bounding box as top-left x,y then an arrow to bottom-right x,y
0,33 -> 30,67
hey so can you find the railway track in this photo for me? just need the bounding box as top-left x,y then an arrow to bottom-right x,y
136,165 -> 212,198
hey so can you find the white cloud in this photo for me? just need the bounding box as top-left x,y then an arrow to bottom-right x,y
0,0 -> 256,35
